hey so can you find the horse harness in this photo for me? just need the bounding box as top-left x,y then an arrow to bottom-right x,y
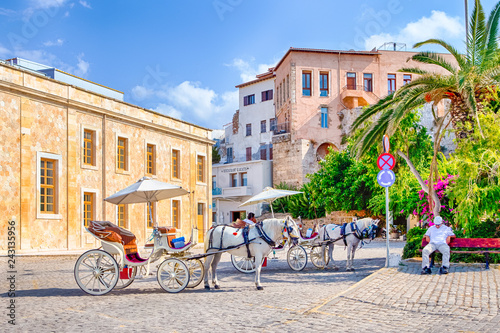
322,222 -> 377,247
207,222 -> 279,258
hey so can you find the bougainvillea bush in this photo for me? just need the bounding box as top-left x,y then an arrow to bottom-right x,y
414,174 -> 456,226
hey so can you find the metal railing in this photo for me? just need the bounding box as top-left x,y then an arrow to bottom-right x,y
272,121 -> 289,134
212,187 -> 222,196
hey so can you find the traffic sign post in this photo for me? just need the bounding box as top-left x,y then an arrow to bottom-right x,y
377,136 -> 395,267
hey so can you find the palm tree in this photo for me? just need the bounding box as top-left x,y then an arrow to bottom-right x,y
351,0 -> 500,218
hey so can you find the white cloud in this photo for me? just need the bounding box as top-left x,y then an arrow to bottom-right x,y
364,10 -> 464,51
226,58 -> 275,83
73,53 -> 89,77
79,1 -> 92,9
30,0 -> 67,9
153,104 -> 183,120
131,85 -> 155,100
43,38 -> 64,47
0,8 -> 17,16
0,43 -> 10,58
131,81 -> 238,129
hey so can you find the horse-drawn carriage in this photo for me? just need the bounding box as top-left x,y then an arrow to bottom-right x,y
74,221 -> 204,295
230,223 -> 330,273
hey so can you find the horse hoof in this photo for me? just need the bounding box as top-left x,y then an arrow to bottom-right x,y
214,285 -> 220,290
204,286 -> 210,290
256,286 -> 264,291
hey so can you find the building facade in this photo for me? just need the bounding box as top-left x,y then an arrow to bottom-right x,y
272,47 -> 455,186
212,160 -> 272,224
0,60 -> 213,254
212,70 -> 275,223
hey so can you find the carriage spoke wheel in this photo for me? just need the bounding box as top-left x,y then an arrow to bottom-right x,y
287,245 -> 307,271
310,246 -> 330,269
111,254 -> 137,289
74,250 -> 119,296
157,258 -> 190,293
186,259 -> 205,288
231,255 -> 256,274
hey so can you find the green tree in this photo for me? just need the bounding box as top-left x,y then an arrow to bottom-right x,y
212,145 -> 221,164
351,0 -> 500,218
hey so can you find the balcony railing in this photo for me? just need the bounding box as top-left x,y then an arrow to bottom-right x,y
212,187 -> 222,196
272,121 -> 289,134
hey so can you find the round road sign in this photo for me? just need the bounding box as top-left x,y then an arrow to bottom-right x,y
377,153 -> 396,170
377,169 -> 396,187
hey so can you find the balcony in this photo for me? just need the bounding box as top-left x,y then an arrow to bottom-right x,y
340,85 -> 378,109
272,121 -> 289,135
212,187 -> 222,196
213,186 -> 253,198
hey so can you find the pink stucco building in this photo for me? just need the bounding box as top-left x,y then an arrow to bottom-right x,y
272,47 -> 454,186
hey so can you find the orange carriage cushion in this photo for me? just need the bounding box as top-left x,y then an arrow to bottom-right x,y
158,226 -> 176,248
88,221 -> 138,254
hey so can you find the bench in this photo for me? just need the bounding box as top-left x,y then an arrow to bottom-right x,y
420,238 -> 500,269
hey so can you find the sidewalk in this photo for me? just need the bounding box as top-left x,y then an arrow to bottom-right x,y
303,261 -> 500,333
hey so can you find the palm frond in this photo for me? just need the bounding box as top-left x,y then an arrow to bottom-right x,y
482,1 -> 500,67
350,93 -> 397,131
411,52 -> 457,74
468,0 -> 487,66
413,39 -> 466,69
398,67 -> 430,75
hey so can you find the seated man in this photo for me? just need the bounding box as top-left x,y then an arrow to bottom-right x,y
421,216 -> 455,275
231,212 -> 257,228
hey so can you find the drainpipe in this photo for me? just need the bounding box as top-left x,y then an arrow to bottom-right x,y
102,114 -> 106,221
338,52 -> 348,110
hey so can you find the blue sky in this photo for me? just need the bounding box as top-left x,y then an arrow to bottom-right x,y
0,0 -> 497,130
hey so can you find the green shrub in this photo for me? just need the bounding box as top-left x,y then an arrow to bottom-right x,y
402,227 -> 426,259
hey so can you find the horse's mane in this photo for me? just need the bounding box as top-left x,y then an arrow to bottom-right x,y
356,218 -> 374,229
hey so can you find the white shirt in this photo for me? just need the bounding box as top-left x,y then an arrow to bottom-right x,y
243,219 -> 255,225
425,225 -> 455,245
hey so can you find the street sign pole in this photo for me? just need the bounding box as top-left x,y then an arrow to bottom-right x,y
385,186 -> 390,267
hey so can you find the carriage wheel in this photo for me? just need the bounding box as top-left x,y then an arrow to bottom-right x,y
287,245 -> 307,271
231,255 -> 256,274
74,250 -> 119,296
186,259 -> 205,288
157,258 -> 190,293
310,246 -> 330,269
111,254 -> 137,289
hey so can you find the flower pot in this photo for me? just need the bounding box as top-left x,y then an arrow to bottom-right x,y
390,232 -> 400,240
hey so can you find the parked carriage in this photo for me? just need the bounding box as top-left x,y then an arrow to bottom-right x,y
74,221 -> 204,295
230,220 -> 330,273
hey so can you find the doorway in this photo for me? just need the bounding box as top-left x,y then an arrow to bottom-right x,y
231,211 -> 247,223
197,203 -> 205,243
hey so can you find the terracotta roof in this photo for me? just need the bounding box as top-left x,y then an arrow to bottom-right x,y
273,47 -> 380,71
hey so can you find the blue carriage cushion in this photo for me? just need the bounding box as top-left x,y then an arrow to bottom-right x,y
158,226 -> 177,248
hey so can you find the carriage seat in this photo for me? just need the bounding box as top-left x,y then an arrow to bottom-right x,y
125,252 -> 148,263
302,232 -> 318,240
88,221 -> 138,255
158,226 -> 177,248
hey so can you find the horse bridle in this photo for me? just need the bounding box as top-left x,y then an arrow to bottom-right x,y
282,217 -> 299,244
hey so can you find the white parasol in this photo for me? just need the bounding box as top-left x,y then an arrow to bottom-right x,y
104,177 -> 189,228
239,187 -> 303,217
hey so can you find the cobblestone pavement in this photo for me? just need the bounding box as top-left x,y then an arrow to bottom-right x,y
2,240 -> 499,332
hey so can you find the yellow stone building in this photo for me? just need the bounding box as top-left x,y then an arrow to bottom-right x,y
0,60 -> 213,254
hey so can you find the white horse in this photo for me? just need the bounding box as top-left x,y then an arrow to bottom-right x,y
203,216 -> 300,290
316,218 -> 379,271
